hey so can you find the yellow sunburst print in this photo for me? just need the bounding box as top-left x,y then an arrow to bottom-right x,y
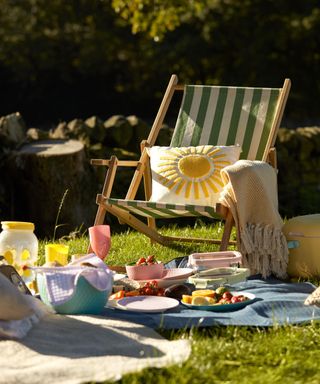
154,146 -> 233,200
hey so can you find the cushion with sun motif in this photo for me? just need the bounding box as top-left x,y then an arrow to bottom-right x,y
148,145 -> 241,206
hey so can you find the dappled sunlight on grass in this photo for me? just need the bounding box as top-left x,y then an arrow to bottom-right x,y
36,224 -> 320,384
111,323 -> 320,384
38,221 -> 236,266
106,221 -> 236,266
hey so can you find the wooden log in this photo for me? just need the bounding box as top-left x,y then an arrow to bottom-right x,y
7,139 -> 98,239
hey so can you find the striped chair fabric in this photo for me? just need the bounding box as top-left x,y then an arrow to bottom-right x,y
105,84 -> 283,219
171,85 -> 281,161
103,197 -> 219,219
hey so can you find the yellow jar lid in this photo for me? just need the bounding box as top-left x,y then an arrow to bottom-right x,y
1,221 -> 35,231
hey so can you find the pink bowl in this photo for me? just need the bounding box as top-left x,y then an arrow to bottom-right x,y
126,262 -> 164,280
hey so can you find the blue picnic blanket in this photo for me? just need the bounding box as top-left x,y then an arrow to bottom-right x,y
102,258 -> 320,329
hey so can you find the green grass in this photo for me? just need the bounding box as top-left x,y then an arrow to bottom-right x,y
39,222 -> 320,384
115,325 -> 320,384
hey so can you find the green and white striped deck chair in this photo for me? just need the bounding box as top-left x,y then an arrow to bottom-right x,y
91,74 -> 291,250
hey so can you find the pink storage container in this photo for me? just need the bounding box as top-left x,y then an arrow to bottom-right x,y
188,251 -> 242,269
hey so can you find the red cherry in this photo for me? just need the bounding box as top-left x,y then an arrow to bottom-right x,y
222,292 -> 233,300
136,257 -> 146,265
231,296 -> 240,303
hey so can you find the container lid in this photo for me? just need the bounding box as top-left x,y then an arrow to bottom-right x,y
1,221 -> 35,231
283,214 -> 320,238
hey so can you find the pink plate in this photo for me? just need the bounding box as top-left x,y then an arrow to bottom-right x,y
134,268 -> 194,282
117,296 -> 179,313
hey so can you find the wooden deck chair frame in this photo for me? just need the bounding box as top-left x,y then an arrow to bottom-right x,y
91,74 -> 291,250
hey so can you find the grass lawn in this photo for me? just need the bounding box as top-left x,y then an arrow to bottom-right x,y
39,222 -> 320,384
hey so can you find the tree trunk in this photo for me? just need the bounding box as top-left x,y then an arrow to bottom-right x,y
7,139 -> 97,239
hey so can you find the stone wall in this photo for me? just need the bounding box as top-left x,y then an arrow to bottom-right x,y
277,127 -> 320,218
0,113 -> 319,238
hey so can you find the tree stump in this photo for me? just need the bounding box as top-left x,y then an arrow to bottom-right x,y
7,139 -> 98,239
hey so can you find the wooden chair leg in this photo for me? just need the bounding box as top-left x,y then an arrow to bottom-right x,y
140,140 -> 157,241
93,156 -> 118,224
93,201 -> 107,227
267,147 -> 277,169
219,210 -> 235,251
88,156 -> 118,252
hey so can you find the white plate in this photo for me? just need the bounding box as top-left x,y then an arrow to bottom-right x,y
117,295 -> 179,313
112,273 -> 127,282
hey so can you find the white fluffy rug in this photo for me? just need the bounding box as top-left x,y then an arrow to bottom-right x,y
0,314 -> 191,384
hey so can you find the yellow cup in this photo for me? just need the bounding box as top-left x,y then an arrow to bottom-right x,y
45,244 -> 69,265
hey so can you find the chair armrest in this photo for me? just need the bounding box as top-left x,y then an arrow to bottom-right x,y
91,159 -> 139,167
92,154 -> 146,202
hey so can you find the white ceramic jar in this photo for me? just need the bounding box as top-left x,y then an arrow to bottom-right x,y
0,221 -> 38,282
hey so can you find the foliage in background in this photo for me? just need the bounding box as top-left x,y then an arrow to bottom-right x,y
0,0 -> 320,127
111,0 -> 209,41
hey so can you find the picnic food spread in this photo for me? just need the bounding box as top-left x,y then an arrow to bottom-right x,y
74,253 -> 255,313
110,280 -> 165,300
108,254 -> 257,312
0,222 -> 258,317
181,287 -> 250,306
3,225 -> 319,323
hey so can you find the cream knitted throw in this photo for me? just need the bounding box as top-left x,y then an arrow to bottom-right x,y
0,314 -> 191,384
219,160 -> 289,278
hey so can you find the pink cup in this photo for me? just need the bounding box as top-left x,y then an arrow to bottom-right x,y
88,225 -> 111,260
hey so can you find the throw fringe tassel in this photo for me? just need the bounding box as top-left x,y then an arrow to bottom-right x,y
240,223 -> 289,279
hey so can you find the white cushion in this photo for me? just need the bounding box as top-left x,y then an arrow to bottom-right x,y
0,273 -> 34,320
149,145 -> 241,206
